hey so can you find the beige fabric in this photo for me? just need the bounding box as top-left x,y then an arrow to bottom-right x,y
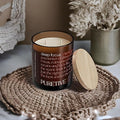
0,7 -> 11,26
0,0 -> 12,7
0,0 -> 26,54
0,66 -> 120,120
0,0 -> 12,26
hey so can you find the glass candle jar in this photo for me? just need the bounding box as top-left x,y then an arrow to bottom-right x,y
32,31 -> 74,91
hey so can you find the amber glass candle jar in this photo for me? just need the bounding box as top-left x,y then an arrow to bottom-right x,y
32,31 -> 74,91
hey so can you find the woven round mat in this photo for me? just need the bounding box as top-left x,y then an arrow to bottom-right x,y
0,66 -> 120,120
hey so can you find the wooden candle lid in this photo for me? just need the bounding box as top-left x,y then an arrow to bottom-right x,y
72,49 -> 98,90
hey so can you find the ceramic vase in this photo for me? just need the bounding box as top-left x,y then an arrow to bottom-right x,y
91,28 -> 120,65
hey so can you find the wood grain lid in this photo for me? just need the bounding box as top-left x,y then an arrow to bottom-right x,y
73,49 -> 98,90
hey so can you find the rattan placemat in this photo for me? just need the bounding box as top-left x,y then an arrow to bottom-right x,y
0,66 -> 120,120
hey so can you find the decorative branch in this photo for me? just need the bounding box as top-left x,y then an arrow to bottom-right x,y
69,0 -> 120,38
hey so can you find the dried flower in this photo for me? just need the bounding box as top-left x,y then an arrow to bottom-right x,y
69,0 -> 120,38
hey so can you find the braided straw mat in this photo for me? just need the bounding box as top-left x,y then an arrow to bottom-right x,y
0,66 -> 120,120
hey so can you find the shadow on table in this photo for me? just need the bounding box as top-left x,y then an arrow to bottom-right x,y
0,101 -> 33,120
0,101 -> 16,115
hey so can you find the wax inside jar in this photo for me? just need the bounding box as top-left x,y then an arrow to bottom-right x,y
35,37 -> 70,47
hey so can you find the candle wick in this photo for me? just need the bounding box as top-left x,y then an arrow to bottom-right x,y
45,39 -> 47,46
60,39 -> 62,45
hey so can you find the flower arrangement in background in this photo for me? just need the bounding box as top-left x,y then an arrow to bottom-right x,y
69,0 -> 120,38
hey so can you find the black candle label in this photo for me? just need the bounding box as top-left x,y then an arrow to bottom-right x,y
33,49 -> 73,87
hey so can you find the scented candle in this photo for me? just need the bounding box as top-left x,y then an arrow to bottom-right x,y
32,31 -> 74,90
